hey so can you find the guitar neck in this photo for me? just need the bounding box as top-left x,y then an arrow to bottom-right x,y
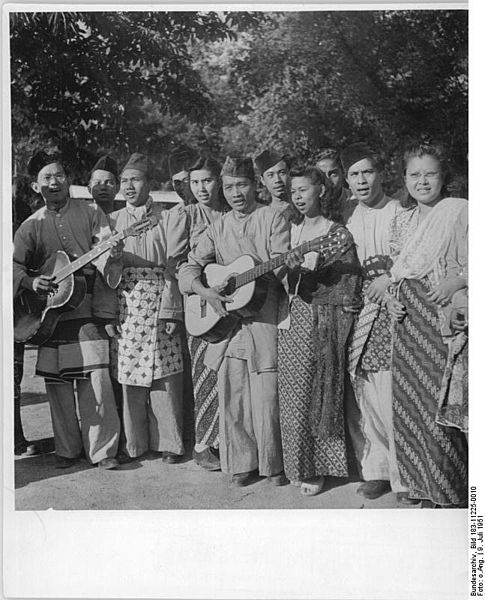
54,230 -> 125,283
233,238 -> 318,289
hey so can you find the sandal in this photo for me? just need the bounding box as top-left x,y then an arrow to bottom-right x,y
300,476 -> 325,497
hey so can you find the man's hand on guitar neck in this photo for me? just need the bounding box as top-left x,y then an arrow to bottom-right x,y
108,240 -> 124,260
30,274 -> 58,296
191,278 -> 233,318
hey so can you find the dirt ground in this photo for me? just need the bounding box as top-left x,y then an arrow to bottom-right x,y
15,346 -> 416,511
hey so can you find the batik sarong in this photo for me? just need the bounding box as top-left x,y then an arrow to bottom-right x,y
278,296 -> 348,481
188,335 -> 219,447
392,278 -> 468,506
112,267 -> 183,387
437,333 -> 468,433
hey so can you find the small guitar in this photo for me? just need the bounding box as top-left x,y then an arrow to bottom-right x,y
14,216 -> 157,345
185,227 -> 351,342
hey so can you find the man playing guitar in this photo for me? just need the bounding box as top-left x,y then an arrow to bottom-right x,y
178,155 -> 290,488
13,151 -> 122,469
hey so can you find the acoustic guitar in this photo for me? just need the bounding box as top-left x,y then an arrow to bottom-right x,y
184,227 -> 351,342
14,216 -> 157,345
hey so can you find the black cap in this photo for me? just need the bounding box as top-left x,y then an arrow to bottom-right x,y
90,155 -> 118,179
27,151 -> 64,178
340,143 -> 377,175
221,156 -> 255,180
254,149 -> 288,175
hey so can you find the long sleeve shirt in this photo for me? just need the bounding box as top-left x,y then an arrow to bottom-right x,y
178,203 -> 290,372
345,195 -> 402,263
109,198 -> 183,321
166,201 -> 227,273
13,198 -> 118,321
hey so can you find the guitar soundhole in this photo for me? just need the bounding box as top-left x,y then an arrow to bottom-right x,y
223,277 -> 236,296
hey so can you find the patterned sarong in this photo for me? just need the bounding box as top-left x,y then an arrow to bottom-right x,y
278,296 -> 348,481
112,267 -> 183,387
437,333 -> 468,433
348,256 -> 392,375
36,318 -> 110,384
392,278 -> 468,506
347,297 -> 380,375
189,335 -> 219,447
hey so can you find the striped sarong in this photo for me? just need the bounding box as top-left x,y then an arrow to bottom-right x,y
189,335 -> 219,447
36,318 -> 110,383
347,299 -> 380,375
392,278 -> 468,506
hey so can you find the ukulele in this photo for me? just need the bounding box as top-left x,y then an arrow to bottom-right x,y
14,216 -> 157,345
184,227 -> 351,342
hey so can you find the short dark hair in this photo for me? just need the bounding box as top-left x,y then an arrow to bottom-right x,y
288,165 -> 343,224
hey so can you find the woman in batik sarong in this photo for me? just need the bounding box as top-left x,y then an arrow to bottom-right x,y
386,140 -> 468,507
168,156 -> 228,470
278,166 -> 362,496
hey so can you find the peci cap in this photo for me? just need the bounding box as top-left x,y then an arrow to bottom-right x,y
340,143 -> 378,176
121,153 -> 153,178
27,150 -> 65,178
90,155 -> 119,180
254,149 -> 288,176
221,156 -> 255,180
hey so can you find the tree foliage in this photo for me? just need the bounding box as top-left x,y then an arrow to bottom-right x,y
202,10 -> 467,189
10,11 -> 262,160
10,9 -> 468,196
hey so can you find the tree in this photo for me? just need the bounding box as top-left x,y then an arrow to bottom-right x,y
10,10 -> 264,212
200,10 -> 467,190
10,11 -> 262,166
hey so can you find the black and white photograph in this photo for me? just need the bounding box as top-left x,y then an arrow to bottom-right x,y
2,2 -> 480,598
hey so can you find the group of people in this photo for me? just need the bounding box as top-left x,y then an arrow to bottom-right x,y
13,138 -> 468,508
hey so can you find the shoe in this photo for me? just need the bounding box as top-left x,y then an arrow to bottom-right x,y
98,457 -> 119,470
15,442 -> 40,456
267,472 -> 289,486
396,492 -> 421,506
231,470 -> 258,487
357,479 -> 391,500
55,455 -> 80,469
161,452 -> 183,464
193,447 -> 221,471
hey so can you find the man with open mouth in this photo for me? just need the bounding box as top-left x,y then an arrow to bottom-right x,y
343,142 -> 417,506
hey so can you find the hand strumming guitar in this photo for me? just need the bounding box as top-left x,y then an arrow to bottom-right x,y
285,248 -> 305,270
191,278 -> 233,318
31,274 -> 58,296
